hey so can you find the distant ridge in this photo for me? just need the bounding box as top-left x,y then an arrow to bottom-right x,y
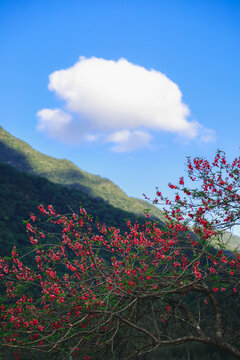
0,126 -> 164,221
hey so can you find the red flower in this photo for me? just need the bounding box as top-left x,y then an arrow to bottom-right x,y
179,177 -> 184,185
168,183 -> 177,189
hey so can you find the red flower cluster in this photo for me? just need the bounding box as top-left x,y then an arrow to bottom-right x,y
0,150 -> 240,359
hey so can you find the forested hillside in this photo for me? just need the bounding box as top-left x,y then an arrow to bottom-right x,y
0,162 -> 151,258
0,126 -> 164,221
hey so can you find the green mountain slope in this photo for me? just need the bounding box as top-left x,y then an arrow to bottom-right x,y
0,126 -> 164,221
0,162 -> 151,257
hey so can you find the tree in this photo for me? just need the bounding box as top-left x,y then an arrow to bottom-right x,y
1,150 -> 240,359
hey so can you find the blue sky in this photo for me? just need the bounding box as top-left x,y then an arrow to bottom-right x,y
1,0 -> 240,202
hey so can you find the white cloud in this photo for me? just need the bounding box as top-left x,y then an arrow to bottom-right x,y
36,56 -> 215,151
106,130 -> 152,152
200,128 -> 216,143
37,108 -> 72,140
37,108 -> 90,144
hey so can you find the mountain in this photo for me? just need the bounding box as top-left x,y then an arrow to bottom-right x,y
0,162 -> 153,258
0,126 -> 164,221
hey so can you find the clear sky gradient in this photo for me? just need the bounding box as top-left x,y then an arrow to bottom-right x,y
1,0 -> 240,202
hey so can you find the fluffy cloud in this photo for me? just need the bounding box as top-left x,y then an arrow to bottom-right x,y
106,130 -> 152,152
37,56 -> 215,151
37,109 -> 72,140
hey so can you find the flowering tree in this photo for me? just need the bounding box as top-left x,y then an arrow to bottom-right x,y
1,150 -> 240,359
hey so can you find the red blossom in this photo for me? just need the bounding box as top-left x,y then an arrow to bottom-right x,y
1,149 -> 240,359
168,183 -> 177,189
